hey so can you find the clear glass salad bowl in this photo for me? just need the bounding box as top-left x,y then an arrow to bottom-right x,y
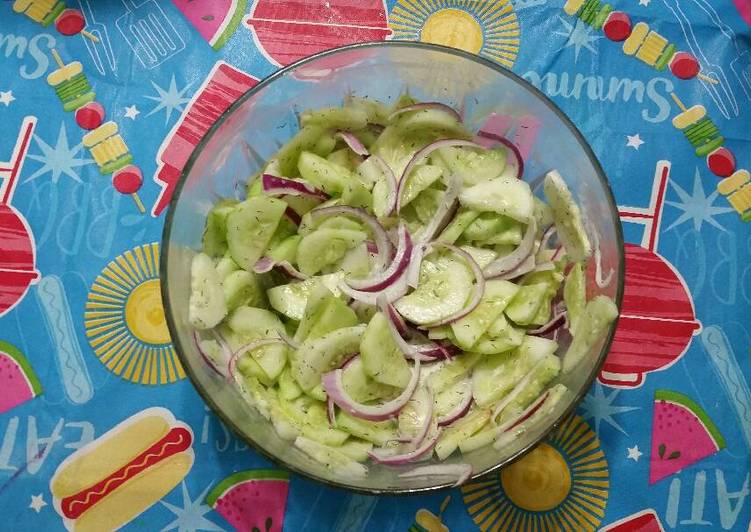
161,41 -> 624,494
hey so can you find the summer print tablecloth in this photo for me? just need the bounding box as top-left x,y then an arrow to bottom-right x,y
1,0 -> 750,530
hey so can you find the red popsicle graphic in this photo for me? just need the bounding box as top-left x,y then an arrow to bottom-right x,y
0,117 -> 40,318
245,0 -> 391,67
598,161 -> 701,389
151,62 -> 258,216
600,508 -> 665,531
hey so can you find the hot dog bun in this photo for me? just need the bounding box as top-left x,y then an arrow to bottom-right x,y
50,407 -> 194,531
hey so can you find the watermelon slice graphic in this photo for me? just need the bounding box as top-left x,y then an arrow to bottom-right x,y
206,469 -> 289,532
0,340 -> 42,413
172,0 -> 249,50
650,390 -> 725,484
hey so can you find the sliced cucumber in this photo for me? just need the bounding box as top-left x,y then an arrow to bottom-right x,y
434,379 -> 472,420
189,253 -> 227,329
226,197 -> 287,271
427,352 -> 481,393
339,243 -> 371,278
411,187 -> 443,224
296,228 -> 367,276
226,307 -> 289,383
298,151 -> 352,195
335,411 -> 398,446
277,125 -> 326,177
435,146 -> 506,186
267,234 -> 302,263
342,356 -> 399,403
360,312 -> 411,388
294,436 -> 367,478
279,367 -> 303,401
437,209 -> 480,244
462,212 -> 515,242
563,295 -> 618,373
392,108 -> 467,136
471,319 -> 525,355
281,399 -> 349,446
459,245 -> 498,269
355,156 -> 383,189
434,408 -> 490,460
267,273 -> 344,321
459,176 -> 534,223
202,199 -> 238,257
394,253 -> 474,326
504,283 -> 549,326
301,106 -> 368,131
450,280 -> 519,349
223,270 -> 265,311
337,439 -> 374,462
345,96 -> 390,125
493,384 -> 570,450
564,262 -> 586,333
398,387 -> 433,440
401,164 -> 444,207
215,254 -> 239,281
294,283 -> 358,344
291,324 -> 366,390
494,354 -> 561,425
543,170 -> 592,261
342,179 -> 373,211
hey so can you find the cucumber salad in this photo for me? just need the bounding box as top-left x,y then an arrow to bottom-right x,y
188,95 -> 618,484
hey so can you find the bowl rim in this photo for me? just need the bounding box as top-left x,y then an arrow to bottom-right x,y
161,40 -> 625,496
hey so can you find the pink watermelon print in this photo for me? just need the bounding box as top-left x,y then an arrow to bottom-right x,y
650,390 -> 725,484
172,0 -> 249,50
206,469 -> 289,532
0,340 -> 42,413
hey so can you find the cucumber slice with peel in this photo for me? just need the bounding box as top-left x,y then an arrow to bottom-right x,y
267,273 -> 344,321
298,151 -> 352,195
335,411 -> 398,446
400,164 -> 443,208
341,357 -> 398,403
226,197 -> 287,271
291,324 -> 366,391
294,436 -> 367,478
296,228 -> 367,276
434,408 -> 491,460
360,312 -> 411,388
563,295 -> 618,372
450,280 -> 519,349
189,253 -> 227,329
564,262 -> 586,333
202,199 -> 238,257
459,176 -> 534,223
543,170 -> 592,261
223,270 -> 265,311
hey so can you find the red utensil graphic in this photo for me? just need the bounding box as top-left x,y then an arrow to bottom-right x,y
598,161 -> 701,388
0,117 -> 39,318
601,508 -> 665,532
245,0 -> 391,67
151,62 -> 258,216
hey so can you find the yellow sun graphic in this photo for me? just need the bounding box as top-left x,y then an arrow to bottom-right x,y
84,243 -> 185,385
389,0 -> 520,69
462,415 -> 609,531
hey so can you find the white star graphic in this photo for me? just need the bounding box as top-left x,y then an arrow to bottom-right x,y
553,16 -> 602,63
144,76 -> 193,125
26,123 -> 94,183
0,90 -> 15,106
626,134 -> 644,150
627,445 -> 643,461
29,494 -> 47,513
639,0 -> 651,6
666,167 -> 734,232
124,105 -> 140,120
579,383 -> 640,435
160,481 -> 224,532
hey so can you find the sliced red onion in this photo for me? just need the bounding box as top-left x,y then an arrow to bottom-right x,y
284,206 -> 302,226
483,219 -> 537,279
370,155 -> 397,217
406,243 -> 426,289
424,243 -> 486,327
475,132 -> 524,179
346,223 -> 412,292
398,387 -> 434,447
388,102 -> 462,123
365,240 -> 379,254
309,205 -> 392,269
339,272 -> 409,305
327,396 -> 337,427
528,311 -> 567,336
418,173 -> 462,243
322,358 -> 421,421
493,390 -> 551,449
377,295 -> 441,362
383,298 -> 409,336
253,258 -> 308,280
194,331 -> 222,376
369,423 -> 439,465
539,225 -> 556,252
437,380 -> 473,426
398,463 -> 472,487
551,245 -> 566,262
398,140 -> 483,213
210,329 -> 233,378
588,222 -> 614,288
262,174 -> 329,200
336,131 -> 369,157
228,338 -> 287,381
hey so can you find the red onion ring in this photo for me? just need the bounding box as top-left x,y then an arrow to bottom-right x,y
339,271 -> 409,305
423,242 -> 486,327
493,390 -> 552,449
528,311 -> 567,336
406,243 -> 427,288
284,206 -> 302,226
262,174 -> 329,200
418,173 -> 462,243
388,102 -> 462,123
210,329 -> 233,379
398,463 -> 472,487
539,225 -> 557,252
346,223 -> 412,292
228,338 -> 287,382
551,245 -> 566,262
309,205 -> 393,270
369,423 -> 440,465
397,140 -> 484,213
194,331 -> 222,377
398,387 -> 434,447
475,132 -> 524,179
336,131 -> 369,157
253,258 -> 308,280
436,380 -> 473,426
588,221 -> 614,288
483,219 -> 537,279
321,358 -> 421,421
327,395 -> 337,427
377,295 -> 443,362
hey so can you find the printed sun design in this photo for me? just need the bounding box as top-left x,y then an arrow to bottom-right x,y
84,242 -> 184,385
389,0 -> 520,69
462,415 -> 609,531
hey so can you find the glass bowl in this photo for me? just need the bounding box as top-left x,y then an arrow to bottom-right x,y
161,41 -> 624,494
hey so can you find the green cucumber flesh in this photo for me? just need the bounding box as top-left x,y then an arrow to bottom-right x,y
291,325 -> 366,390
459,176 -> 534,223
563,295 -> 618,373
450,280 -> 519,349
296,228 -> 367,276
543,170 -> 592,261
267,273 -> 345,321
360,312 -> 412,388
226,197 -> 287,271
202,199 -> 238,257
189,253 -> 227,329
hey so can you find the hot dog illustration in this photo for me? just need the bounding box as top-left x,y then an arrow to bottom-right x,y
50,407 -> 194,531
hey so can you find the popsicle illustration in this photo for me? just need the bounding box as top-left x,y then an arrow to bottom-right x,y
701,325 -> 751,452
12,0 -> 99,41
35,275 -> 94,405
0,117 -> 39,318
152,62 -> 258,216
601,508 -> 665,531
599,161 -> 702,388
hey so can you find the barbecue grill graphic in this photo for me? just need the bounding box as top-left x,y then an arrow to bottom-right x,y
599,160 -> 702,388
0,117 -> 39,318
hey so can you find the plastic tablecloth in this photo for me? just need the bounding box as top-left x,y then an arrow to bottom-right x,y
1,1 -> 750,530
